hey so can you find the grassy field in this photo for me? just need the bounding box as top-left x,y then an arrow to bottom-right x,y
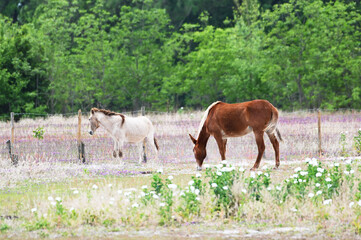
1,111 -> 361,239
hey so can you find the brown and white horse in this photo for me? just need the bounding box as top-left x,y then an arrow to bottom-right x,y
88,108 -> 159,164
189,100 -> 282,170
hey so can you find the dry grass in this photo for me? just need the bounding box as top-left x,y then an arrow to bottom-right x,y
1,111 -> 361,238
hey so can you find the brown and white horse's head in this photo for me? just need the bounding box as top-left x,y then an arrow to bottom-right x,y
189,134 -> 206,171
88,108 -> 100,135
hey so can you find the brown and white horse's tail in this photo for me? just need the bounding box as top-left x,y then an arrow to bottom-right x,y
265,108 -> 283,142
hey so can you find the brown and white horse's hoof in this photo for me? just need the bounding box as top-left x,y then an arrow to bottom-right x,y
196,166 -> 202,171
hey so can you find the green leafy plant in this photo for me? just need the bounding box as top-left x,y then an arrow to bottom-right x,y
354,129 -> 361,155
340,132 -> 348,156
33,127 -> 45,140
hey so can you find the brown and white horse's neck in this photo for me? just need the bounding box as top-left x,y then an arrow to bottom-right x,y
196,101 -> 221,139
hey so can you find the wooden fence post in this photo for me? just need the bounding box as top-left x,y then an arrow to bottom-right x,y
141,106 -> 147,163
10,112 -> 14,145
318,109 -> 322,157
77,109 -> 86,163
8,112 -> 18,166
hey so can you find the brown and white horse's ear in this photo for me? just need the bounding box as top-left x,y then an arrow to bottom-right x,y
91,108 -> 95,114
189,134 -> 197,145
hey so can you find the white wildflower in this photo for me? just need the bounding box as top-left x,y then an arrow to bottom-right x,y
211,183 -> 218,188
168,175 -> 174,180
132,203 -> 139,208
334,163 -> 339,167
223,186 -> 229,190
317,168 -> 324,173
323,199 -> 332,205
159,202 -> 166,207
241,189 -> 247,194
308,193 -> 314,198
203,164 -> 211,169
300,171 -> 308,176
194,189 -> 200,195
190,186 -> 195,192
316,183 -> 321,187
48,196 -> 54,201
108,184 -> 113,188
276,186 -> 282,191
196,173 -> 202,178
327,184 -> 332,188
350,169 -> 355,174
349,202 -> 355,208
50,201 -> 56,206
316,172 -> 322,177
196,197 -> 200,201
157,169 -> 163,174
55,197 -> 61,202
291,208 -> 297,212
325,177 -> 332,182
250,172 -> 256,178
344,171 -> 350,175
31,208 -> 37,213
264,173 -> 269,177
153,194 -> 159,199
256,171 -> 263,176
239,167 -> 245,172
294,167 -> 302,172
141,185 -> 148,189
358,200 -> 361,207
168,184 -> 177,189
216,171 -> 222,176
92,184 -> 98,190
73,190 -> 79,194
188,180 -> 194,186
221,160 -> 228,165
316,190 -> 322,195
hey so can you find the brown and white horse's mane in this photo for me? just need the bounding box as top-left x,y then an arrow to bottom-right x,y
196,101 -> 221,138
91,108 -> 125,125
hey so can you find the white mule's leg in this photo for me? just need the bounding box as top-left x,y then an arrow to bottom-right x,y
112,138 -> 118,158
138,141 -> 146,164
147,131 -> 159,162
118,141 -> 124,166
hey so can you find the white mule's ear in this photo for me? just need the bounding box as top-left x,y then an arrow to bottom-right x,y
189,134 -> 197,145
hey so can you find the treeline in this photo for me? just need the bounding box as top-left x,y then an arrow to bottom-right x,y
0,0 -> 360,116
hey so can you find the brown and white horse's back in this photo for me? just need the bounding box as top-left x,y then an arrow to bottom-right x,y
190,99 -> 281,170
205,100 -> 279,139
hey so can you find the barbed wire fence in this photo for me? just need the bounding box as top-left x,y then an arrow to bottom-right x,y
1,108 -> 361,167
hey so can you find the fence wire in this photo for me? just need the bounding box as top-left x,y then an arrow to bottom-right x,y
1,110 -> 361,166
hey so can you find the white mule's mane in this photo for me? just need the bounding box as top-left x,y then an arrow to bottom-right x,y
196,101 -> 221,138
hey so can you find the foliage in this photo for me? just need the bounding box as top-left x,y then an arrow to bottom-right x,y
354,129 -> 361,155
0,0 -> 361,116
32,127 -> 44,140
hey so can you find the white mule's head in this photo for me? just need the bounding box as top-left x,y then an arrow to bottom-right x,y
88,108 -> 100,135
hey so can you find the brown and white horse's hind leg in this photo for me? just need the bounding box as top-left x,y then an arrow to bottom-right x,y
266,132 -> 280,169
251,131 -> 265,170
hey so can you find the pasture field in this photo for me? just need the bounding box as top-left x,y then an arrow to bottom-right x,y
1,110 -> 361,239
